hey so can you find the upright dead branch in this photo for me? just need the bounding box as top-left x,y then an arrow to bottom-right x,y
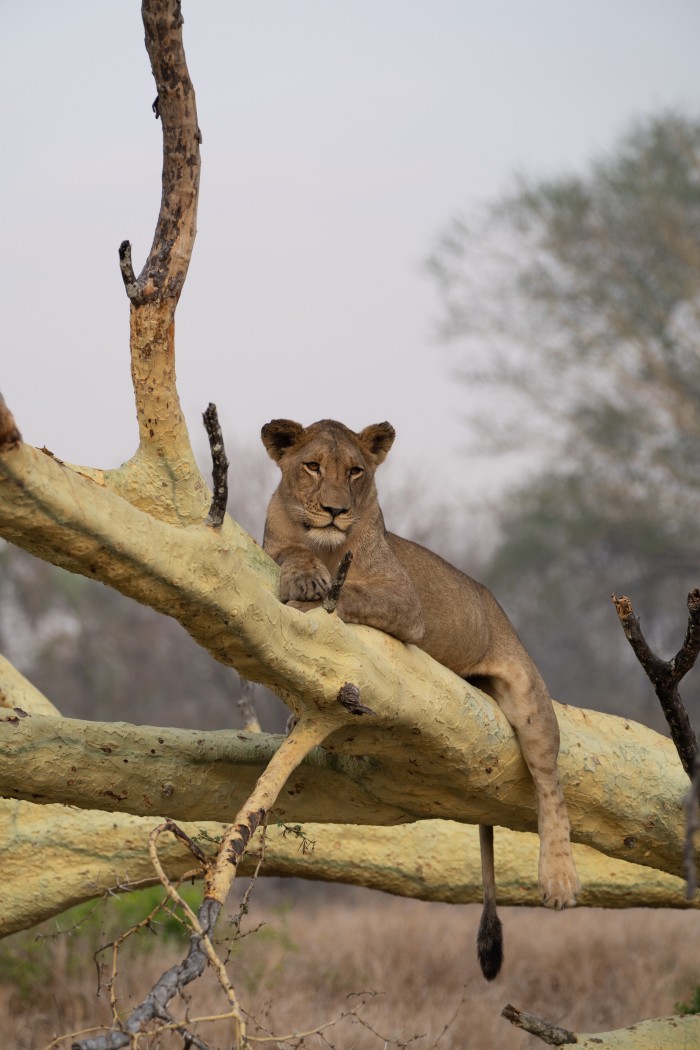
125,0 -> 201,308
323,550 -> 354,611
612,591 -> 699,778
202,402 -> 229,526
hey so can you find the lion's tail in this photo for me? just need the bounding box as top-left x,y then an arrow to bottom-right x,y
476,824 -> 503,980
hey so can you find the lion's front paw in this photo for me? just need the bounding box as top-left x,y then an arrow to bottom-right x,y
280,564 -> 332,603
538,855 -> 581,910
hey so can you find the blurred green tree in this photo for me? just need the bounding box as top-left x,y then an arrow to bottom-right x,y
428,112 -> 700,728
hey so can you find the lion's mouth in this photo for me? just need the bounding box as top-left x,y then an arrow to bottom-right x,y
304,521 -> 348,548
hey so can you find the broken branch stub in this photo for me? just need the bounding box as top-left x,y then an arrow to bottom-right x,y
203,402 -> 229,527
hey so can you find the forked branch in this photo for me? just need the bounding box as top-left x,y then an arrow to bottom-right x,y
612,591 -> 699,778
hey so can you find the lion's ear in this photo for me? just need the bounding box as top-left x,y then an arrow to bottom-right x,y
261,419 -> 304,462
359,422 -> 395,465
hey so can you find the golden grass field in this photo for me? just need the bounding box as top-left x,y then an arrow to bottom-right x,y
2,883 -> 699,1049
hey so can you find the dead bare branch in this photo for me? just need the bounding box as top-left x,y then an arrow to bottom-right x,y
323,550 -> 354,611
501,1004 -> 577,1045
612,591 -> 699,778
127,0 -> 201,307
202,402 -> 229,527
72,898 -> 222,1050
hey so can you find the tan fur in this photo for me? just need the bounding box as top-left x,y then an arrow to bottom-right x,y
262,418 -> 580,977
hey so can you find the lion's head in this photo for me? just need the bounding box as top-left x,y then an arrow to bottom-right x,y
261,418 -> 395,549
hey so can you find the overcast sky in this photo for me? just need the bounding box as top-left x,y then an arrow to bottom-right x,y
2,1 -> 700,518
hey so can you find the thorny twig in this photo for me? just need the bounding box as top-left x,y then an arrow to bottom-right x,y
71,824 -> 236,1049
229,815 -> 269,941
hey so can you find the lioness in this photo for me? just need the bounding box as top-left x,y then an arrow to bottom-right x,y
262,418 -> 580,979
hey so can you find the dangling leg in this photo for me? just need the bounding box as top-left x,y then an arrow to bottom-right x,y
490,666 -> 580,909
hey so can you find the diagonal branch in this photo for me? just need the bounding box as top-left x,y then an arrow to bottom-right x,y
612,591 -> 699,778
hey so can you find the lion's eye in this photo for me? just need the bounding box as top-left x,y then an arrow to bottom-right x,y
303,461 -> 320,475
348,466 -> 364,479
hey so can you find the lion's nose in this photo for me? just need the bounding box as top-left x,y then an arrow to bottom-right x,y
322,505 -> 348,519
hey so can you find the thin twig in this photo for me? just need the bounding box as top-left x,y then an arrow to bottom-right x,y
237,675 -> 261,732
162,816 -> 211,867
203,402 -> 229,527
229,815 -> 269,939
323,551 -> 354,612
612,591 -> 699,778
501,1004 -> 577,1045
73,866 -> 226,1050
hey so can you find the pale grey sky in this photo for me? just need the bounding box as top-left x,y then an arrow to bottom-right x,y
2,1 -> 700,513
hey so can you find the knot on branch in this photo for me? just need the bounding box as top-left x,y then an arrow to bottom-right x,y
337,682 -> 375,717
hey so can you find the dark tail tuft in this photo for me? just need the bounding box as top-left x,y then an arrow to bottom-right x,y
477,900 -> 503,981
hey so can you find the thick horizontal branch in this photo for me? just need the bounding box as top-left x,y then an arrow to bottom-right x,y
0,440 -> 693,882
0,703 -> 691,883
1,801 -> 695,938
503,1006 -> 700,1048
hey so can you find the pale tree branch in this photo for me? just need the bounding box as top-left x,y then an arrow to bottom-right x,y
0,695 -> 692,881
128,0 -> 201,307
503,1008 -> 700,1049
2,799 -> 697,939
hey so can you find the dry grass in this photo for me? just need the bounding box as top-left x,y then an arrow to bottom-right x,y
2,885 -> 700,1049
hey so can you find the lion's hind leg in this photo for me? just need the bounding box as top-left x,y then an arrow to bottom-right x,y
487,666 -> 580,910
